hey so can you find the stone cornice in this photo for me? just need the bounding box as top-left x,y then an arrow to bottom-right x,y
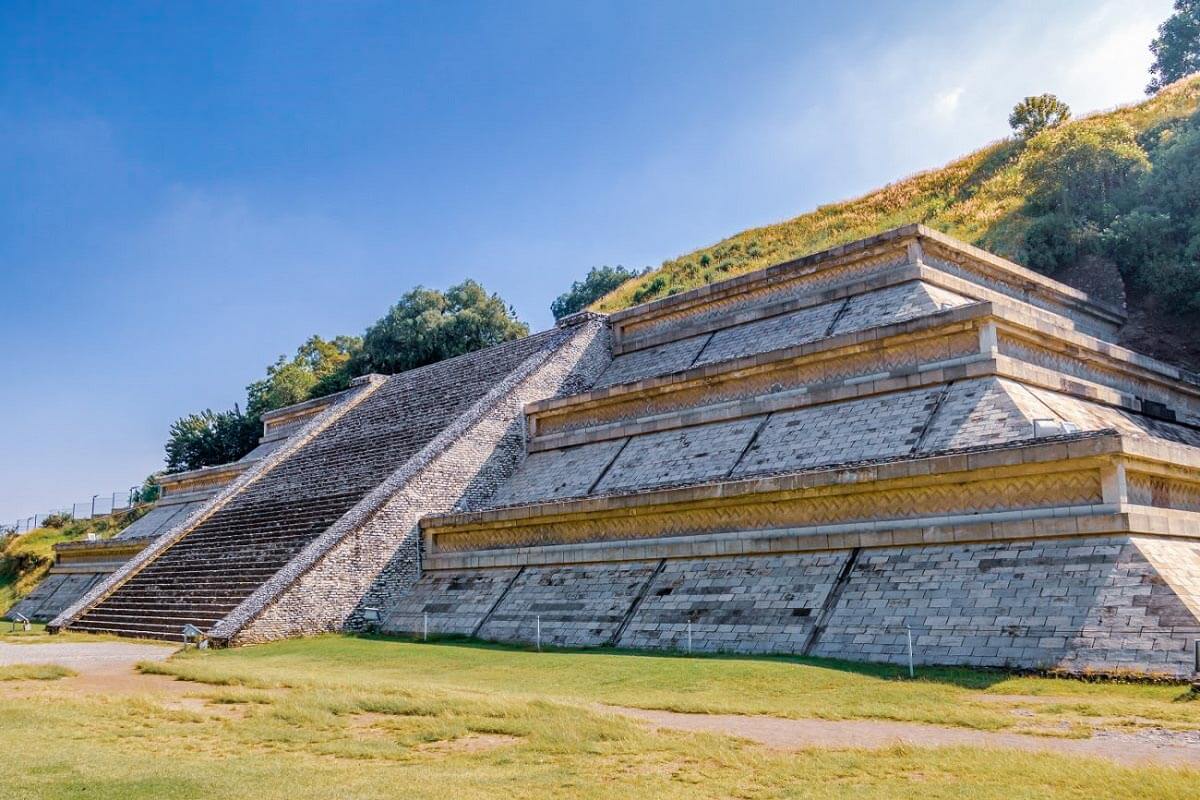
158,461 -> 250,497
260,390 -> 348,441
527,300 -> 1200,448
605,225 -> 1125,350
427,433 -> 1124,532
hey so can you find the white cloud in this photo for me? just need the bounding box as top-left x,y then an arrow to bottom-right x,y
933,86 -> 966,120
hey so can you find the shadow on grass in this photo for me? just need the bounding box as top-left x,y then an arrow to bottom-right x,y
349,631 -> 1017,690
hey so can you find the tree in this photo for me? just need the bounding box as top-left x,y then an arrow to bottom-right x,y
246,335 -> 361,416
1009,94 -> 1071,139
164,407 -> 260,473
551,265 -> 641,320
356,280 -> 529,375
1148,0 -> 1200,94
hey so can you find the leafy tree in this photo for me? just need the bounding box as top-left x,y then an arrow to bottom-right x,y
1022,121 -> 1150,222
1101,117 -> 1200,308
246,335 -> 361,416
551,266 -> 641,320
164,407 -> 260,473
1009,94 -> 1071,139
133,475 -> 161,505
355,280 -> 529,375
1148,0 -> 1200,94
161,282 -> 528,470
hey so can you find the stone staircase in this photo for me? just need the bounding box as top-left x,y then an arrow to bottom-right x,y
59,322 -> 606,642
70,494 -> 358,638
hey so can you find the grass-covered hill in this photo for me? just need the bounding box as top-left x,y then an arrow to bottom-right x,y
593,76 -> 1200,369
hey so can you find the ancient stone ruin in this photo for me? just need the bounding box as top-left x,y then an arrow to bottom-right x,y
50,225 -> 1200,677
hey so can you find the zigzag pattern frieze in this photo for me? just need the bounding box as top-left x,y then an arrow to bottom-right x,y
432,469 -> 1104,553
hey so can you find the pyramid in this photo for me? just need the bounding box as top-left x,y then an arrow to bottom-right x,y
388,226 -> 1200,677
53,225 -> 1200,676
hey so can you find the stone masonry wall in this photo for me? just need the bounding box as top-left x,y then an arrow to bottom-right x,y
224,319 -> 611,644
385,534 -> 1200,677
811,535 -> 1200,675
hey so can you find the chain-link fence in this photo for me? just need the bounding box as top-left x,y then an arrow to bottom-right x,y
3,486 -> 147,535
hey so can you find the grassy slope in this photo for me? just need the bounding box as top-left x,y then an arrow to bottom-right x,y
594,76 -> 1200,314
0,512 -> 144,612
2,635 -> 1195,799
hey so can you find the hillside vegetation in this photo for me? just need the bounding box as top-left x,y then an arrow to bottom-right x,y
0,511 -> 143,613
593,76 -> 1200,367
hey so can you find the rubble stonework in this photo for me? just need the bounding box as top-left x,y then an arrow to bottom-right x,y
50,225 -> 1200,676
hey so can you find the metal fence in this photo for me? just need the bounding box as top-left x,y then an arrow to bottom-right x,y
3,486 -> 147,535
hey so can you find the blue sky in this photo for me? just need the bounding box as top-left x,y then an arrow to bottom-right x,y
0,0 -> 1172,524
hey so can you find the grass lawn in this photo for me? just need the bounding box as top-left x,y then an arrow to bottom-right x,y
1,634 -> 1197,799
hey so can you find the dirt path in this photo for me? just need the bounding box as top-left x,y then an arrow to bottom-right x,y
610,706 -> 1200,768
0,641 -> 183,695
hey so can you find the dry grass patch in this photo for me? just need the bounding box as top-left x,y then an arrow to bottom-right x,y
0,662 -> 74,681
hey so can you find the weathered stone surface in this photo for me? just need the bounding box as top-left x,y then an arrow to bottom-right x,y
731,388 -> 941,476
382,568 -> 521,637
595,417 -> 762,494
811,535 -> 1200,675
829,281 -> 971,337
390,536 -> 1200,676
487,438 -> 627,507
616,553 -> 849,653
478,561 -> 661,647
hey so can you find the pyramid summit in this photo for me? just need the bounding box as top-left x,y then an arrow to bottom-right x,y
51,225 -> 1200,677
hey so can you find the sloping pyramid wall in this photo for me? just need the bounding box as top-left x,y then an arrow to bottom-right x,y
385,226 -> 1200,677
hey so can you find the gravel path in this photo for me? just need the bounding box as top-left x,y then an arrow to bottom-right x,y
611,706 -> 1200,768
0,641 -> 179,693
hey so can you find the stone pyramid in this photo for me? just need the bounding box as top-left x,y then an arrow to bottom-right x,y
53,225 -> 1200,676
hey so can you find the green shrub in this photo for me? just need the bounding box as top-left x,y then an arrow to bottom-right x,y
631,275 -> 668,304
1022,121 -> 1150,222
1022,213 -> 1099,274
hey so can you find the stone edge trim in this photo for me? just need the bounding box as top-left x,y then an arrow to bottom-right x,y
605,225 -> 1125,339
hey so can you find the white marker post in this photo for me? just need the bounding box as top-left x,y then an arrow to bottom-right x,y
536,615 -> 541,652
906,625 -> 915,678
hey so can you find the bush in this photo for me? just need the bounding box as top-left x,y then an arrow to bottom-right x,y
1022,214 -> 1090,274
1101,209 -> 1177,284
631,275 -> 668,304
164,407 -> 260,473
40,513 -> 71,529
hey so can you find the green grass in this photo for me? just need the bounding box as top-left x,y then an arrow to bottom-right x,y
0,663 -> 75,681
142,636 -> 1200,735
1,634 -> 1196,798
594,75 -> 1200,312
